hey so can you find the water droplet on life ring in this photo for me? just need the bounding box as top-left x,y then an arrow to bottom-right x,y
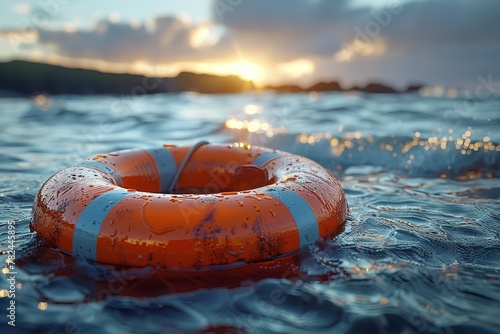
141,201 -> 183,235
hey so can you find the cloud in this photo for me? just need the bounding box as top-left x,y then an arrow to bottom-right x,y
213,0 -> 360,60
212,0 -> 500,86
2,0 -> 500,87
34,16 -> 230,63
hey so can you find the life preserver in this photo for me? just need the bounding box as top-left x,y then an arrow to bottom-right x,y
31,143 -> 347,268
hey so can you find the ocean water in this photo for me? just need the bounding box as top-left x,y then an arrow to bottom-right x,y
0,90 -> 499,333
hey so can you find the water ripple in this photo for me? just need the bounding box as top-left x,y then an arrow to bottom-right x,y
1,93 -> 499,333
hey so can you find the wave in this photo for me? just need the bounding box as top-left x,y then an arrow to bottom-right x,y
230,131 -> 500,178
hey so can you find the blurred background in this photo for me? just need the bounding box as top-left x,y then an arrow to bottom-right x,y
1,0 -> 499,91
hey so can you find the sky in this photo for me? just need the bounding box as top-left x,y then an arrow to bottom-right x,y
0,0 -> 499,88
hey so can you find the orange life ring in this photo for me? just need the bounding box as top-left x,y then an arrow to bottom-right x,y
31,143 -> 348,268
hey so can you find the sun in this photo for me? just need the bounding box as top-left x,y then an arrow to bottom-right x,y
189,60 -> 265,86
225,60 -> 265,84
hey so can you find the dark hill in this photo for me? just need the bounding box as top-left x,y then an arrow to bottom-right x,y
0,60 -> 418,95
0,60 -> 254,95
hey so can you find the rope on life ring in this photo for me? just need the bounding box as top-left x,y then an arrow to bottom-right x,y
167,141 -> 210,193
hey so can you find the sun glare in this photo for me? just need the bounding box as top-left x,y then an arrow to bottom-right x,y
277,59 -> 315,78
223,60 -> 265,84
191,60 -> 265,84
189,25 -> 219,48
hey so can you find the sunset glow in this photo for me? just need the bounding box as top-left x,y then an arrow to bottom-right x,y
189,25 -> 219,48
334,39 -> 386,62
0,0 -> 498,88
277,59 -> 315,78
191,60 -> 265,84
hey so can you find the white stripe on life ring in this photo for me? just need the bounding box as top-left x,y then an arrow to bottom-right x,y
72,189 -> 131,260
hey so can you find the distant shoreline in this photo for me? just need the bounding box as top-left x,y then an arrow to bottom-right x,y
0,60 -> 423,96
